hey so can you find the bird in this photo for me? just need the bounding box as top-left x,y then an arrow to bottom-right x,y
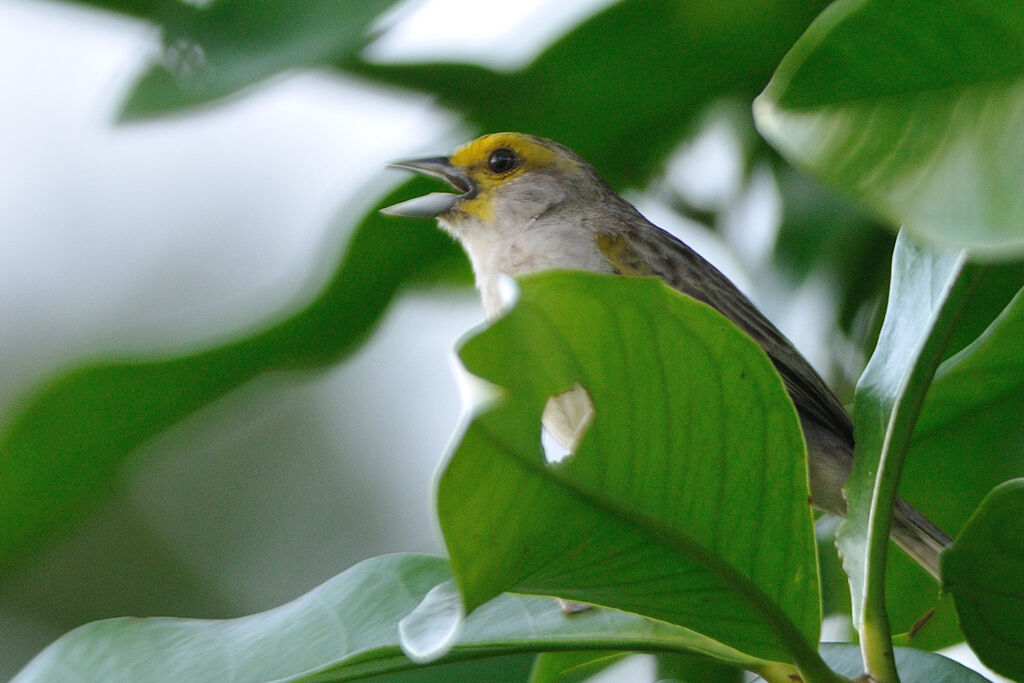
382,131 -> 951,580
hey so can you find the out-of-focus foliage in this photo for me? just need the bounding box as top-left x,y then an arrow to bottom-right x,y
7,0 -> 1024,680
0,177 -> 464,565
1,0 -> 830,574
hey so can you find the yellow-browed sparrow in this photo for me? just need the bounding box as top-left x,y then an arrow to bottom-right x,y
383,132 -> 950,579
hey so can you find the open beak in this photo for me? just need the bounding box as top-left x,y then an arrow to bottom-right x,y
381,157 -> 475,218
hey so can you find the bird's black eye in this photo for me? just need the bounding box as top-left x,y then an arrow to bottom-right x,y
487,147 -> 519,174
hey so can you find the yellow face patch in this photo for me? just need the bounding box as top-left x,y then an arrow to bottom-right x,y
447,133 -> 583,219
458,194 -> 495,221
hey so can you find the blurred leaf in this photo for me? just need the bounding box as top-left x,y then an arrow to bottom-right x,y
943,479 -> 1024,681
346,0 -> 830,189
440,272 -> 822,670
755,0 -> 1024,256
0,178 -> 467,567
838,231 -> 972,678
117,0 -> 401,118
820,643 -> 991,682
13,553 -> 781,682
772,162 -> 893,337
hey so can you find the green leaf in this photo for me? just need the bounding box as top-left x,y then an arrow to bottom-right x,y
347,0 -> 829,189
118,0 -> 402,118
837,231 -> 973,679
888,276 -> 1024,648
912,281 -> 1024,475
12,553 -> 783,682
819,643 -> 991,682
754,0 -> 1024,256
439,272 -> 825,673
943,479 -> 1024,681
0,178 -> 467,566
906,277 -> 1024,516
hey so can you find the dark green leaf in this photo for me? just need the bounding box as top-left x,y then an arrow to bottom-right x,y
943,479 -> 1024,681
755,0 -> 1024,255
440,272 -> 821,669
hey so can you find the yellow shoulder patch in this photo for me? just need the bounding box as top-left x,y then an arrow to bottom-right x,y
597,233 -> 654,277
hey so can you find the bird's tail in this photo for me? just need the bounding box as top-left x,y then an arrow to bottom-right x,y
891,497 -> 953,580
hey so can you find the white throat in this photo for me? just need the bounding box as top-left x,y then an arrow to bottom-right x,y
440,213 -> 612,318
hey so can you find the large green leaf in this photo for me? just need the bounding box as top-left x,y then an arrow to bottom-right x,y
438,272 -> 826,674
345,0 -> 829,190
0,178 -> 467,567
755,0 -> 1024,256
943,479 -> 1024,681
12,553 -> 782,682
117,0 -> 401,118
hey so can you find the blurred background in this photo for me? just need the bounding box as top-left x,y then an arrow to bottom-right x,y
2,0 -> 1012,679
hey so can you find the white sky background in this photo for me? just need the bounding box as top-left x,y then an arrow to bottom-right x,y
0,0 -> 1004,680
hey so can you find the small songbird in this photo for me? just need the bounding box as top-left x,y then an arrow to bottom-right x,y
383,132 -> 951,579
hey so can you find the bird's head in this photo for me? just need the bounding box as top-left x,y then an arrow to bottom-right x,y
382,132 -> 603,239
